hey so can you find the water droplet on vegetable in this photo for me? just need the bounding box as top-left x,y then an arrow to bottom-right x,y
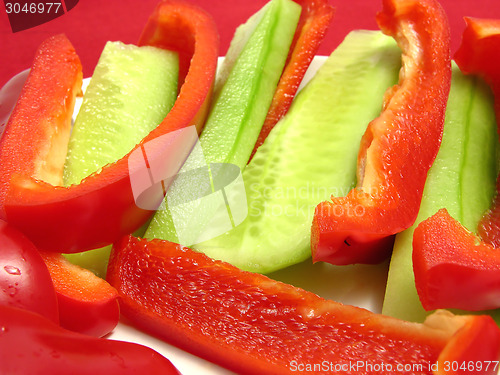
3,265 -> 21,276
7,286 -> 17,297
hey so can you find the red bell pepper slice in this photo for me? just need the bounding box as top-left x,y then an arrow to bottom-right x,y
413,18 -> 500,311
413,208 -> 500,311
249,0 -> 334,160
0,304 -> 180,375
107,235 -> 500,375
0,0 -> 219,253
0,33 -> 82,213
311,0 -> 451,265
40,251 -> 119,337
0,219 -> 58,324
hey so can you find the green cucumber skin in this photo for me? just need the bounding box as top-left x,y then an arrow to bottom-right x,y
63,41 -> 178,186
64,246 -> 111,278
145,0 -> 301,243
382,64 -> 500,323
200,0 -> 301,168
192,31 -> 402,274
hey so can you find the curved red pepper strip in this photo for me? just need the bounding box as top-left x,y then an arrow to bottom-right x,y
413,208 -> 500,311
0,305 -> 180,375
0,34 -> 82,215
413,18 -> 500,312
107,235 -> 500,375
248,0 -> 334,161
310,0 -> 451,265
40,251 -> 120,337
1,0 -> 219,253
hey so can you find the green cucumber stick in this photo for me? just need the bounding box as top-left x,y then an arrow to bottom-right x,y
383,64 -> 500,323
193,31 -> 402,274
63,41 -> 179,277
145,0 -> 301,244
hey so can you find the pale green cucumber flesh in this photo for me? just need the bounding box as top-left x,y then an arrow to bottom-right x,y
62,42 -> 179,276
200,0 -> 301,168
63,41 -> 178,185
382,64 -> 500,323
145,0 -> 301,243
191,31 -> 402,273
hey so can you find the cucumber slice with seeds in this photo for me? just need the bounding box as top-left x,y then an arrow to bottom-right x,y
192,30 -> 402,273
145,0 -> 301,244
63,41 -> 178,186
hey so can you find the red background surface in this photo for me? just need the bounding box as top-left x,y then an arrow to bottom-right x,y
1,0 -> 500,88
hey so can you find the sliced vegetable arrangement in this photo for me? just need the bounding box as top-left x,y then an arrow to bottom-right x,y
2,0 -> 500,374
191,29 -> 401,273
0,0 -> 219,253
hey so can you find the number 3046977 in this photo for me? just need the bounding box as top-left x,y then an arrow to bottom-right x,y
5,2 -> 62,14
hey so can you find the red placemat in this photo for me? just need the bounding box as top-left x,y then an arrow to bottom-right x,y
1,0 -> 499,87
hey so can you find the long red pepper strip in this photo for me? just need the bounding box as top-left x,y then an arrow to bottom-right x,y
311,0 -> 451,265
0,305 -> 181,375
107,235 -> 500,375
248,0 -> 334,161
412,18 -> 500,312
1,0 -> 219,254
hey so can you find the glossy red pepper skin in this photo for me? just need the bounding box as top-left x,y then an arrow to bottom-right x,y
40,252 -> 119,337
0,219 -> 58,323
1,1 -> 219,254
0,304 -> 180,375
249,0 -> 334,160
412,18 -> 500,312
413,208 -> 500,311
311,0 -> 451,265
107,235 -> 500,375
0,34 -> 82,214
